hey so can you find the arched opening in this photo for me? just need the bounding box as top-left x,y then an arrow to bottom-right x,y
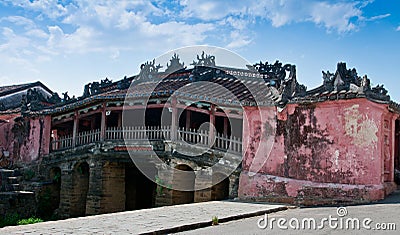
125,163 -> 157,210
70,162 -> 89,217
172,164 -> 195,205
38,167 -> 61,219
211,173 -> 230,201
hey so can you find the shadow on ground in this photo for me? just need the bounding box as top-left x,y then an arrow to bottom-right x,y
374,187 -> 400,204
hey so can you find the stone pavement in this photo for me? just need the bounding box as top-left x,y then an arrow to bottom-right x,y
0,201 -> 288,234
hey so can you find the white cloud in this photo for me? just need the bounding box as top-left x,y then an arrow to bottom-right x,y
310,2 -> 362,33
226,30 -> 252,49
397,26 -> 400,31
178,0 -> 384,34
180,0 -> 247,21
0,16 -> 35,29
366,13 -> 391,21
25,29 -> 48,38
4,0 -> 73,19
47,25 -> 100,54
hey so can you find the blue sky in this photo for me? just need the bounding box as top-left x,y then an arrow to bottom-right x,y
0,0 -> 399,101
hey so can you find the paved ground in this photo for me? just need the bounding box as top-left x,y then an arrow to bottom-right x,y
178,190 -> 400,235
0,201 -> 287,234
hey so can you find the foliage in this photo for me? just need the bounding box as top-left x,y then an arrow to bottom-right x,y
155,175 -> 172,196
37,188 -> 54,220
155,176 -> 164,196
0,213 -> 19,227
0,213 -> 43,227
24,169 -> 35,180
53,171 -> 61,184
212,216 -> 219,225
17,217 -> 43,225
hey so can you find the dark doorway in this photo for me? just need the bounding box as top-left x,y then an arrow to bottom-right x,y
79,113 -> 101,132
70,162 -> 89,217
215,116 -> 230,136
186,111 -> 209,130
145,108 -> 165,127
106,111 -> 121,127
172,164 -> 195,205
211,173 -> 230,200
125,164 -> 157,210
38,167 -> 61,219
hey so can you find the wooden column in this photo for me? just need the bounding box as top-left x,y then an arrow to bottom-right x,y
223,117 -> 228,136
100,103 -> 106,141
72,111 -> 79,147
51,130 -> 58,151
117,111 -> 122,127
185,110 -> 191,129
209,104 -> 216,146
171,97 -> 178,141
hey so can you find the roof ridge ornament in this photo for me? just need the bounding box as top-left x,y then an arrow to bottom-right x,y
320,62 -> 389,101
139,59 -> 162,80
190,51 -> 216,67
165,53 -> 186,73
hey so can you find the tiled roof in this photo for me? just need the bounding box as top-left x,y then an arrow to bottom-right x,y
14,61 -> 400,115
41,68 -> 279,114
0,81 -> 52,97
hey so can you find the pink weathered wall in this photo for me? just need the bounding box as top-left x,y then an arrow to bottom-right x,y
19,115 -> 52,162
0,113 -> 19,164
0,114 -> 51,163
239,98 -> 397,204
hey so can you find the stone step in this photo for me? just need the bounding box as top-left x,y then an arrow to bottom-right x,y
0,169 -> 15,179
2,184 -> 22,192
10,184 -> 21,191
7,176 -> 20,184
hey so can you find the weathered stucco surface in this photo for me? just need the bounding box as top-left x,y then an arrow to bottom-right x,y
239,99 -> 396,204
344,104 -> 378,147
0,114 -> 51,163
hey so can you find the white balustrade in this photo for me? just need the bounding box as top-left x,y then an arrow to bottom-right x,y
51,125 -> 242,155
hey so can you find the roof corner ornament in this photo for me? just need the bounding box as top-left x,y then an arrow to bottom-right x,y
320,62 -> 390,101
253,60 -> 306,105
48,92 -> 62,104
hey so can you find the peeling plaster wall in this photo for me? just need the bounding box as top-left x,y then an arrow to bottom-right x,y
0,114 -> 51,163
0,113 -> 19,164
19,116 -> 51,162
239,99 -> 395,204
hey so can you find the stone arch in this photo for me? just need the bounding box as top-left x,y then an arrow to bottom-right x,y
211,172 -> 230,201
70,161 -> 89,217
37,166 -> 62,218
49,167 -> 61,212
125,162 -> 157,210
172,164 -> 195,205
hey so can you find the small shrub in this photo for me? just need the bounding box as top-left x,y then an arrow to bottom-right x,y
17,217 -> 43,225
24,169 -> 35,180
53,171 -> 61,184
0,213 -> 19,227
212,216 -> 219,225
